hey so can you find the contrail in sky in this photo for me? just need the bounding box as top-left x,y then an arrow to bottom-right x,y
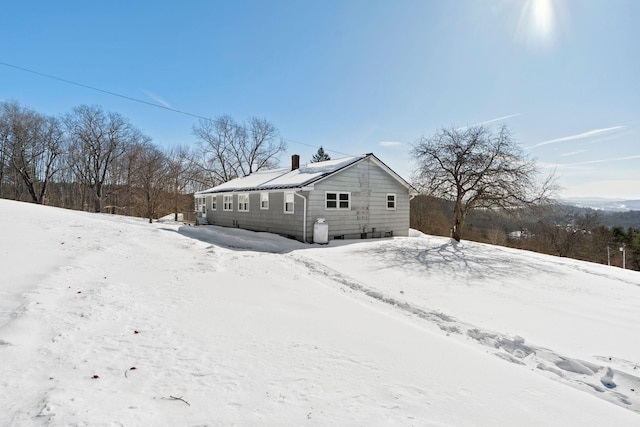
560,155 -> 640,166
532,126 -> 624,148
143,90 -> 172,108
475,113 -> 521,126
456,114 -> 520,131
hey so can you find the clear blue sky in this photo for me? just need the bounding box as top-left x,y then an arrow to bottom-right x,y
2,0 -> 639,199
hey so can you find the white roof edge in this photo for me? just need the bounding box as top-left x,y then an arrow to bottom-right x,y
366,154 -> 419,195
306,155 -> 366,187
311,153 -> 417,194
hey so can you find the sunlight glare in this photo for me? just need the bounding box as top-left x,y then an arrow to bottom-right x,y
532,0 -> 554,37
516,0 -> 557,48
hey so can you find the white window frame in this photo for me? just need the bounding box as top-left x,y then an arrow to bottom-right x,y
196,196 -> 206,213
223,194 -> 233,211
325,191 -> 351,210
386,193 -> 396,210
211,195 -> 217,211
284,192 -> 295,214
237,194 -> 249,212
260,192 -> 269,210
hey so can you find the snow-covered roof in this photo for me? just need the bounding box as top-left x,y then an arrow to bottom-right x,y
196,155 -> 366,194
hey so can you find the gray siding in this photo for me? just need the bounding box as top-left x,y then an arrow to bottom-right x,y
308,157 -> 410,240
205,191 -> 306,241
200,156 -> 410,242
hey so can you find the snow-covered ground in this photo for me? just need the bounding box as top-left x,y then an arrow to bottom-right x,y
1,198 -> 639,426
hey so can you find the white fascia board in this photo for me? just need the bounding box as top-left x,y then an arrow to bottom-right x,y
367,155 -> 419,195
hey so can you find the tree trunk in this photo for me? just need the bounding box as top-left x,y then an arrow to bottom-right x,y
173,188 -> 179,221
452,200 -> 466,242
93,188 -> 102,213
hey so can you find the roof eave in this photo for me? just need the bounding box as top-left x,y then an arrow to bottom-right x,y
366,154 -> 419,195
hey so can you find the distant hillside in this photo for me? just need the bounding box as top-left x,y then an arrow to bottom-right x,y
562,197 -> 640,212
410,195 -> 640,269
411,195 -> 640,235
559,198 -> 640,229
598,210 -> 640,229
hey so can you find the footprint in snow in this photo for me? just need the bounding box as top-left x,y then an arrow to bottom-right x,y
601,367 -> 616,389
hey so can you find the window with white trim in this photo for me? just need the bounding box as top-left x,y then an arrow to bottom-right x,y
223,194 -> 233,211
196,196 -> 206,213
284,192 -> 294,213
260,192 -> 269,210
386,193 -> 396,210
237,194 -> 249,211
325,191 -> 350,210
211,196 -> 217,211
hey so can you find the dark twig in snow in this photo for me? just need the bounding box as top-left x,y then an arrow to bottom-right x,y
162,395 -> 191,406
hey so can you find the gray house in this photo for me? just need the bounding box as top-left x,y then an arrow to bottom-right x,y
194,153 -> 417,243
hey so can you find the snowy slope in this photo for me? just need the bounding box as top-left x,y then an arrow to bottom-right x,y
1,199 -> 639,426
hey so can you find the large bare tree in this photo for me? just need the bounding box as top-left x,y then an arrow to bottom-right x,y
64,105 -> 144,212
412,124 -> 555,241
192,115 -> 284,186
240,117 -> 283,175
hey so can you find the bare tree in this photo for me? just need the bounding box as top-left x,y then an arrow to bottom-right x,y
133,143 -> 168,223
192,115 -> 284,186
107,135 -> 153,216
166,145 -> 197,221
0,101 -> 64,204
64,105 -> 143,212
531,206 -> 602,258
193,115 -> 242,185
412,124 -> 555,241
241,117 -> 283,175
0,108 -> 8,198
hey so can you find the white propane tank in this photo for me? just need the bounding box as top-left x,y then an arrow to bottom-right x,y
313,218 -> 329,244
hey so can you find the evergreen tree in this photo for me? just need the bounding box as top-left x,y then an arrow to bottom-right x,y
311,146 -> 331,163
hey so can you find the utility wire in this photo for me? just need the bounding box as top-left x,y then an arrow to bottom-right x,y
0,61 -> 355,157
0,61 -> 210,121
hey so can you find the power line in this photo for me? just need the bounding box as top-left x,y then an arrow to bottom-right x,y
0,61 -> 355,157
0,61 -> 211,121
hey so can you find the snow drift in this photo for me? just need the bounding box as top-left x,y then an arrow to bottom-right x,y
1,199 -> 639,426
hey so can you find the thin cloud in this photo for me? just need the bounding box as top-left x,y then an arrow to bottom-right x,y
559,149 -> 587,157
379,141 -> 403,147
143,90 -> 172,108
476,113 -> 521,126
456,114 -> 520,131
560,155 -> 640,166
532,126 -> 624,148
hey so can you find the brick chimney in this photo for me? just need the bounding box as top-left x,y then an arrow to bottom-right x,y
291,154 -> 300,171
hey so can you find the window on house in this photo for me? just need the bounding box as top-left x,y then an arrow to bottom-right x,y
386,193 -> 396,210
326,192 -> 350,210
237,194 -> 249,211
223,194 -> 233,211
284,192 -> 294,213
211,196 -> 217,211
260,192 -> 269,210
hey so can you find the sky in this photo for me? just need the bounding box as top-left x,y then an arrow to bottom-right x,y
1,0 -> 639,199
